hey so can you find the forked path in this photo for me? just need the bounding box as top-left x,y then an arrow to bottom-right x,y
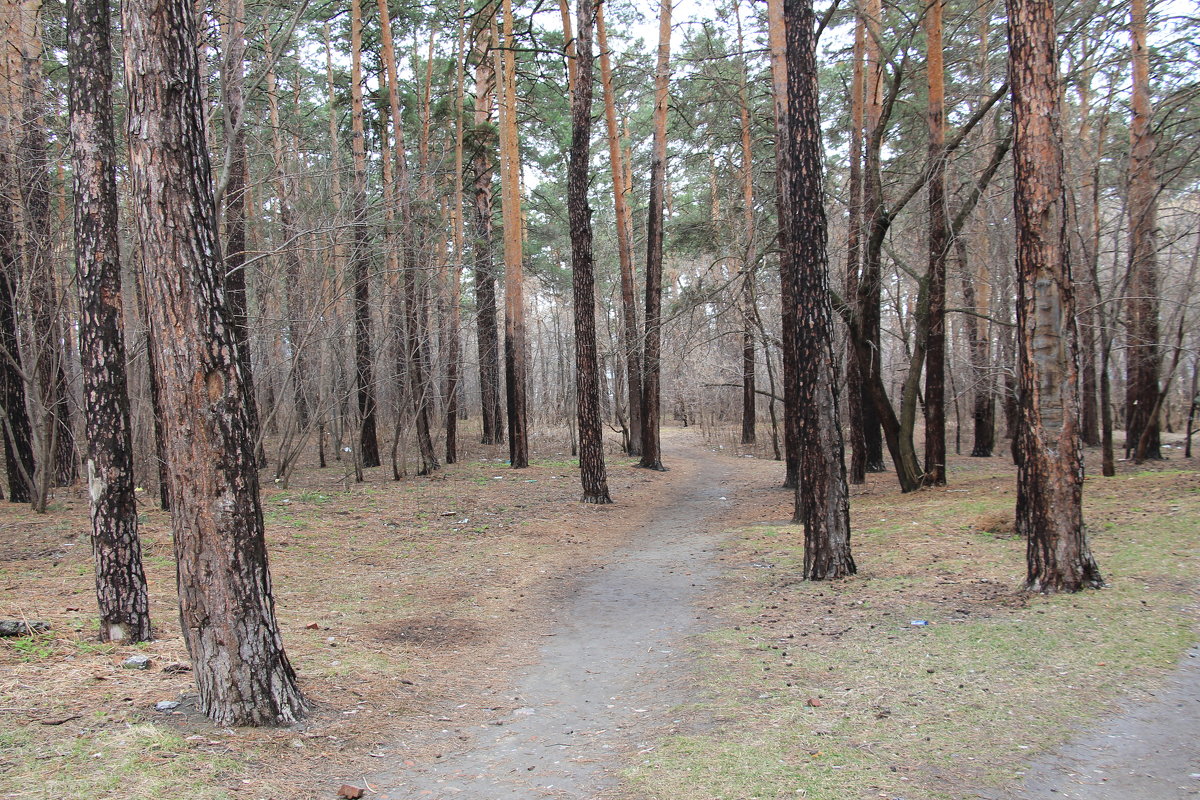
373,444 -> 738,799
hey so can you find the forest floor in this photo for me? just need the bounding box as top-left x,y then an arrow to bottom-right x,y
0,424 -> 1197,800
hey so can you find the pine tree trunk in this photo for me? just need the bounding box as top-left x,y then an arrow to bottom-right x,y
1006,0 -> 1102,593
69,0 -> 152,643
768,0 -> 801,489
1124,0 -> 1161,462
597,4 -> 642,457
845,13 -> 867,484
472,35 -> 504,446
858,0 -> 887,474
122,0 -> 307,722
219,0 -> 262,469
736,0 -> 756,447
446,2 -> 467,465
922,0 -> 947,486
569,0 -> 612,504
498,0 -> 529,468
349,0 -> 380,469
782,0 -> 854,580
638,0 -> 671,472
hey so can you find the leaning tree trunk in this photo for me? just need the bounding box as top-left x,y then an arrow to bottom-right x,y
69,0 -> 151,643
569,0 -> 612,504
1006,0 -> 1102,593
638,0 -> 671,472
1124,0 -> 1161,462
123,0 -> 307,723
783,0 -> 854,580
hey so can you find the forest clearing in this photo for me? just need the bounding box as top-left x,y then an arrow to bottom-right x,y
2,427 -> 1197,799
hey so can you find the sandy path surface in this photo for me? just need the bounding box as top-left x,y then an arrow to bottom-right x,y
371,441 -> 738,799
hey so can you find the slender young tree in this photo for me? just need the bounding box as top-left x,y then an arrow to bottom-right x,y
597,2 -> 641,456
782,0 -> 854,579
123,0 -> 308,723
845,12 -> 867,484
1125,0 -> 1161,461
735,0 -> 756,447
768,0 -> 799,489
349,0 -> 380,469
69,0 -> 151,643
498,0 -> 529,468
445,0 -> 467,465
569,0 -> 611,504
639,0 -> 672,472
1006,0 -> 1102,593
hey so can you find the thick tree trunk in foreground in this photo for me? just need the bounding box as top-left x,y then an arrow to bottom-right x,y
1124,0 -> 1161,462
638,0 -> 671,472
1006,0 -> 1102,593
498,0 -> 529,468
70,0 -> 151,643
597,4 -> 641,456
123,0 -> 307,723
783,0 -> 854,580
569,0 -> 612,504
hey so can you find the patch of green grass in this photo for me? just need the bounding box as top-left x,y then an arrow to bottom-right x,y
629,467 -> 1200,800
0,723 -> 238,799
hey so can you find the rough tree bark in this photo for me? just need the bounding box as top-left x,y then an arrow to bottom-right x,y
472,29 -> 504,446
1006,0 -> 1103,593
123,0 -> 308,722
782,0 -> 854,580
568,0 -> 612,504
639,0 -> 672,472
69,0 -> 151,642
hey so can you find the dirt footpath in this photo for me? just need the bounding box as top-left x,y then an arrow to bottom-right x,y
369,441 -> 738,799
